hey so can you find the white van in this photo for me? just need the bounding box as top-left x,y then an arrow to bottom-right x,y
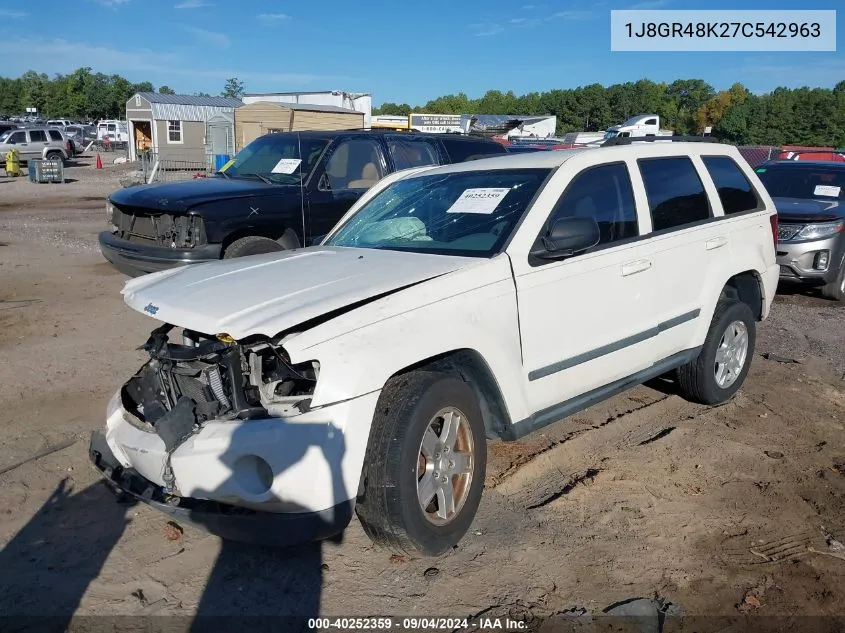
97,120 -> 129,144
47,119 -> 74,128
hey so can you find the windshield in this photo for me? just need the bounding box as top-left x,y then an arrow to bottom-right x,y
0,130 -> 11,142
325,168 -> 551,257
603,130 -> 619,139
223,134 -> 330,184
757,165 -> 845,200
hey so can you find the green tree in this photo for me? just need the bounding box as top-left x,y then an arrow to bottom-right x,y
221,77 -> 244,99
159,85 -> 176,94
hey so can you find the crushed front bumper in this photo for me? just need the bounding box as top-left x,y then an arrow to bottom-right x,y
99,231 -> 222,277
89,430 -> 352,546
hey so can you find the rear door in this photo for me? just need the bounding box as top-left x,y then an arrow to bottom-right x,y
633,155 -> 740,360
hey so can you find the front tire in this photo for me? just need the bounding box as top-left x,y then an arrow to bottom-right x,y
355,371 -> 486,556
223,235 -> 285,259
677,296 -> 756,405
820,261 -> 845,302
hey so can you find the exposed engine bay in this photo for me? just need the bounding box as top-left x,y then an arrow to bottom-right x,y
122,324 -> 318,453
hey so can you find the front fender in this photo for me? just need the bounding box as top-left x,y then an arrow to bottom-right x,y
284,255 -> 531,424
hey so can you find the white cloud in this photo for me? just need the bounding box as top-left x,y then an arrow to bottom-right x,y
184,26 -> 230,48
258,13 -> 291,23
0,37 -> 352,87
627,0 -> 671,9
175,0 -> 212,8
474,7 -> 595,36
93,0 -> 131,6
0,9 -> 26,17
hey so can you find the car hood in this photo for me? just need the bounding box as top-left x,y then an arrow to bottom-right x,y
122,246 -> 476,339
773,197 -> 844,223
109,178 -> 297,213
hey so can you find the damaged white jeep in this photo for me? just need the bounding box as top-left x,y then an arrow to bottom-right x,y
90,140 -> 780,555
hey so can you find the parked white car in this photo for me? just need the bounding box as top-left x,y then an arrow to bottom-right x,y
89,141 -> 780,555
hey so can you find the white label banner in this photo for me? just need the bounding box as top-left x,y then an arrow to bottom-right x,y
446,188 -> 511,214
271,158 -> 302,174
814,185 -> 841,197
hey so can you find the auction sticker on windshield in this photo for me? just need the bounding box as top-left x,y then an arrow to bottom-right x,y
447,188 -> 511,214
271,158 -> 302,174
814,185 -> 841,197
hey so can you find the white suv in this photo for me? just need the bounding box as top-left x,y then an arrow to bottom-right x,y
89,140 -> 780,556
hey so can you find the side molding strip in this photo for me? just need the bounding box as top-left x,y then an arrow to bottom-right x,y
528,308 -> 700,382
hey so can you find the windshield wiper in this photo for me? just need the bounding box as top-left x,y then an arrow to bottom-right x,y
241,173 -> 272,185
216,170 -> 230,179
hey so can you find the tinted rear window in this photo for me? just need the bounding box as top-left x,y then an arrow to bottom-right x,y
638,157 -> 711,231
29,130 -> 47,142
702,156 -> 761,214
441,138 -> 506,163
387,138 -> 440,170
48,130 -> 63,141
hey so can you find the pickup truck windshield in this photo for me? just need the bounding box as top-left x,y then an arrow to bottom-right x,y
757,165 -> 845,200
325,168 -> 551,257
223,134 -> 330,184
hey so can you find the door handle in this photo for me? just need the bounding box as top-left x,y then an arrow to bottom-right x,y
706,236 -> 728,250
621,259 -> 652,276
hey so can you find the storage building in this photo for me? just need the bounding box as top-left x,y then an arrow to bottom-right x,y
234,101 -> 365,151
125,92 -> 242,163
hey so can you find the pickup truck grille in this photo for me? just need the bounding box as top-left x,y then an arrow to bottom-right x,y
111,205 -> 207,247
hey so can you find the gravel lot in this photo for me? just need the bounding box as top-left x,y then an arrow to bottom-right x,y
0,160 -> 843,630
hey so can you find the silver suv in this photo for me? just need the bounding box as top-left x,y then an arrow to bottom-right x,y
0,126 -> 70,163
755,159 -> 845,301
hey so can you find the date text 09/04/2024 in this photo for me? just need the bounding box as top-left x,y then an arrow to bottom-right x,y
307,617 -> 528,630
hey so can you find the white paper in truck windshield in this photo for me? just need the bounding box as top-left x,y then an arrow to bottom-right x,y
446,188 -> 511,214
814,184 -> 841,197
271,158 -> 302,174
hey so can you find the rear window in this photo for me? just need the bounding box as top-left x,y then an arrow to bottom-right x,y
48,130 -> 63,141
29,130 -> 47,142
701,156 -> 761,214
441,138 -> 506,163
638,157 -> 711,231
387,138 -> 439,170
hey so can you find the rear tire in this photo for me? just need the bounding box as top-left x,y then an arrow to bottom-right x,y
820,262 -> 845,302
223,235 -> 285,259
677,296 -> 756,405
45,151 -> 63,162
355,371 -> 486,557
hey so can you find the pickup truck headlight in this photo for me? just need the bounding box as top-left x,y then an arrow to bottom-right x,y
106,201 -> 115,217
795,221 -> 843,241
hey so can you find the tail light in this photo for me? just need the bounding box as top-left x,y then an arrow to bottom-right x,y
769,214 -> 778,249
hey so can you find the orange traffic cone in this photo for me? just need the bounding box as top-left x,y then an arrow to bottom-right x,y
96,152 -> 103,169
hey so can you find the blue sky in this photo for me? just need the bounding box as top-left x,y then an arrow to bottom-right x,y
0,0 -> 842,105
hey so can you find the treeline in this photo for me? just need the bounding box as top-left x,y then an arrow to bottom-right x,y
0,68 -> 242,120
376,79 -> 845,147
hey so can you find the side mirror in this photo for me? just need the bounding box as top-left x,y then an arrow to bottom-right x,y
533,216 -> 601,259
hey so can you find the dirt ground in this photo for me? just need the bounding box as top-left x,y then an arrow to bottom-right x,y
0,159 -> 843,631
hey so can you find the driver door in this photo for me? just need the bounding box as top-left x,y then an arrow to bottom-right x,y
307,138 -> 387,245
510,161 -> 659,413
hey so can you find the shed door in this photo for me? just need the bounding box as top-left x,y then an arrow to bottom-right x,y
209,124 -> 230,155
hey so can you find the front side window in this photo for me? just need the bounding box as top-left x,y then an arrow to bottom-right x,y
223,134 -> 329,184
29,130 -> 47,142
167,120 -> 182,143
6,131 -> 26,144
322,139 -> 385,190
387,138 -> 439,170
638,157 -> 711,231
544,162 -> 639,246
702,156 -> 761,214
326,168 -> 551,257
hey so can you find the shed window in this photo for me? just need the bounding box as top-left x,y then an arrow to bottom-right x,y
167,120 -> 183,143
135,95 -> 141,107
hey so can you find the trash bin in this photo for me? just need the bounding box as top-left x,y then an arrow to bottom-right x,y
214,154 -> 231,171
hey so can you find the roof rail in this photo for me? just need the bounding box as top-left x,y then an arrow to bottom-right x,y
601,135 -> 719,147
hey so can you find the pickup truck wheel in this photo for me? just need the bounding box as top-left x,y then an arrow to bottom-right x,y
820,262 -> 845,302
355,371 -> 486,556
676,297 -> 756,405
223,235 -> 285,259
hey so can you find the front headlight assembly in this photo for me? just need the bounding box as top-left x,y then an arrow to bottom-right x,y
794,221 -> 844,241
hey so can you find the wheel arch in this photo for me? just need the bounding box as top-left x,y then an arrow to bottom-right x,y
723,269 -> 765,321
388,348 -> 513,441
221,226 -> 300,256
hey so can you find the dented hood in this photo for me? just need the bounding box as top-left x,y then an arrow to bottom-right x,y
122,246 -> 475,339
